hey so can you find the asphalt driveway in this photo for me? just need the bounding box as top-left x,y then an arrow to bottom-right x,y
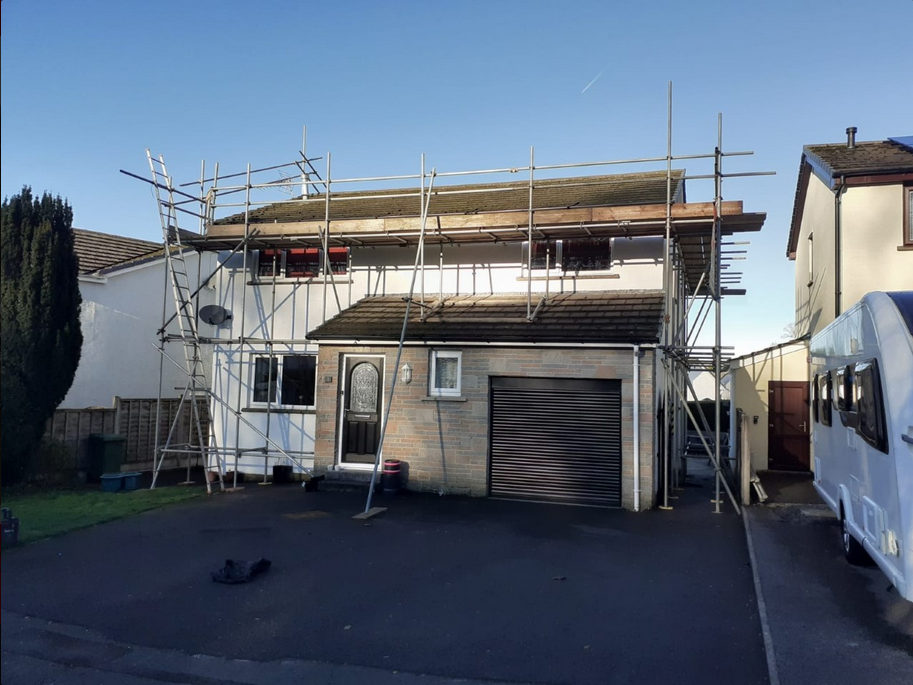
2,469 -> 768,685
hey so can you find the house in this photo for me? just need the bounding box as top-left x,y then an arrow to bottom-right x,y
729,130 -> 913,473
191,169 -> 766,509
61,228 -> 217,409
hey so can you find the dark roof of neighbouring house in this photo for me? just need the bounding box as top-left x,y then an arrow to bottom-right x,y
786,137 -> 913,257
73,228 -> 161,274
308,291 -> 665,344
215,170 -> 686,225
803,139 -> 913,178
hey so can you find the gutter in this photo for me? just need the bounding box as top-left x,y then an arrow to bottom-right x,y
303,339 -> 658,349
78,274 -> 108,284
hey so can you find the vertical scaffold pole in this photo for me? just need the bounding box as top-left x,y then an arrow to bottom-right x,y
713,113 -> 724,514
230,163 -> 249,490
527,146 -> 534,318
660,81 -> 673,511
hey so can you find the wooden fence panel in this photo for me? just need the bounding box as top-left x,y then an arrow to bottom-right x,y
42,398 -> 210,474
43,408 -> 116,472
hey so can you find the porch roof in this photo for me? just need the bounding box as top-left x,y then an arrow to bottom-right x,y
307,291 -> 664,345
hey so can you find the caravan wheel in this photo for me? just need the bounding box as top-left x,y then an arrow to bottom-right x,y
841,511 -> 871,566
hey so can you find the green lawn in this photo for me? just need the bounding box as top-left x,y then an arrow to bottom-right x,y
2,486 -> 204,545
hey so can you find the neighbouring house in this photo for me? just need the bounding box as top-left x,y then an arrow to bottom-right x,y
192,169 -> 766,510
729,130 -> 912,473
61,228 -> 217,409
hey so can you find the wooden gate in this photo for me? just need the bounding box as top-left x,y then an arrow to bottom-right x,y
768,381 -> 810,471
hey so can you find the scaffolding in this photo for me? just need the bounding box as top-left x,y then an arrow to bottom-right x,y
125,83 -> 772,512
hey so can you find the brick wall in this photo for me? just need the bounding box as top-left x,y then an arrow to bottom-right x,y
315,345 -> 656,510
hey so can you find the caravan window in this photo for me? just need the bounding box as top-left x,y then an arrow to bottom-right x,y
812,375 -> 820,423
820,373 -> 832,427
836,365 -> 855,412
855,359 -> 888,453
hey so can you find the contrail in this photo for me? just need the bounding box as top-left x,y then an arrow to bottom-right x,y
581,68 -> 606,94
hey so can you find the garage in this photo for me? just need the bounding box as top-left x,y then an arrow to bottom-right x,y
489,376 -> 622,507
311,291 -> 661,510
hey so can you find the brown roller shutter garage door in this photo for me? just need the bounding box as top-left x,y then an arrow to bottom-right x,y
489,376 -> 622,507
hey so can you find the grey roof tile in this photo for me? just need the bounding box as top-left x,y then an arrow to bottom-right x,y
216,171 -> 686,225
308,291 -> 664,344
73,229 -> 161,274
804,140 -> 913,177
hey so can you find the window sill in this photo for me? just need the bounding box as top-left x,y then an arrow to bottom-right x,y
897,245 -> 913,251
518,273 -> 620,282
422,396 -> 468,402
243,406 -> 316,414
247,277 -> 353,286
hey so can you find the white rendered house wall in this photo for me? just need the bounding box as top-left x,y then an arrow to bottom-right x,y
60,252 -> 218,409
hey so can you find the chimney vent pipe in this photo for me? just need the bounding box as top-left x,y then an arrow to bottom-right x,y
846,127 -> 857,149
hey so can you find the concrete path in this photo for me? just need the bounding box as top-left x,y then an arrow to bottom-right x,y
744,503 -> 913,685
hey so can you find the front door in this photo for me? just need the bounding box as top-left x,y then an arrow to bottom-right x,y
340,356 -> 384,465
768,381 -> 810,471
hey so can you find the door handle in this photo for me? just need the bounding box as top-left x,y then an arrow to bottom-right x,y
800,421 -> 807,432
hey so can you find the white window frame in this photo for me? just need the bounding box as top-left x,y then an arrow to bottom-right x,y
250,354 -> 317,409
429,350 -> 462,397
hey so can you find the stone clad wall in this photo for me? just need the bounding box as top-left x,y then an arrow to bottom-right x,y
315,345 -> 656,510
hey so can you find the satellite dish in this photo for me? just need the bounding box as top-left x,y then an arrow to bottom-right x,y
199,304 -> 231,325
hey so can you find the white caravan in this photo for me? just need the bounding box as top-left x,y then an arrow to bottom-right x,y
810,291 -> 913,602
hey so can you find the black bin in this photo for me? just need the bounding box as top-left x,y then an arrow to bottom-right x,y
382,459 -> 402,495
272,464 -> 293,485
87,434 -> 126,481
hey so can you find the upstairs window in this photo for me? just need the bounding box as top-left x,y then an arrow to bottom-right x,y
285,248 -> 321,278
904,185 -> 913,247
530,238 -> 612,272
252,354 -> 317,407
256,247 -> 348,279
258,249 -> 282,278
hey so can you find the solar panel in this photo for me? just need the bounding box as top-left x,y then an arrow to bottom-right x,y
888,136 -> 913,151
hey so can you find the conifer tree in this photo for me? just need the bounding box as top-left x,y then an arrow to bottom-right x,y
1,187 -> 83,483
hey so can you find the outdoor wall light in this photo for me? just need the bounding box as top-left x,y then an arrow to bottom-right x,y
401,362 -> 413,385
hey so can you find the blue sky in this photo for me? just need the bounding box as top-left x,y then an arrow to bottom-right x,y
2,0 -> 911,354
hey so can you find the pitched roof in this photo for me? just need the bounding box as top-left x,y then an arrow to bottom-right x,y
216,170 -> 686,225
786,137 -> 913,257
803,139 -> 913,178
73,228 -> 161,274
308,291 -> 664,345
